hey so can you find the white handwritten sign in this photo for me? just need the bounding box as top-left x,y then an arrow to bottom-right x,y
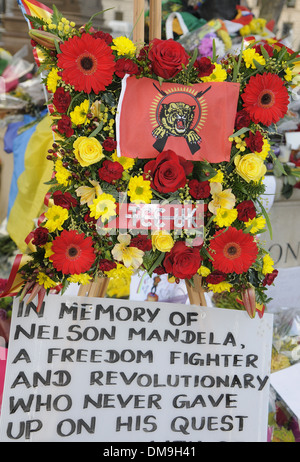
0,295 -> 273,442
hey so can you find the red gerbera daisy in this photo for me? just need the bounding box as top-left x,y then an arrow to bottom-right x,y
57,33 -> 115,94
51,230 -> 95,274
208,227 -> 258,274
241,73 -> 289,126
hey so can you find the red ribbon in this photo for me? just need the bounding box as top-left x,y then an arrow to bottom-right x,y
0,254 -> 24,297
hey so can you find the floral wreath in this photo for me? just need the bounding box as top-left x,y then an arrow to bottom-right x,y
16,6 -> 300,317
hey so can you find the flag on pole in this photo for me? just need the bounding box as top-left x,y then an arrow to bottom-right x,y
116,76 -> 240,163
17,0 -> 53,66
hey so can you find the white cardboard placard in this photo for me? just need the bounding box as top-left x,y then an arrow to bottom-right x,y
0,295 -> 273,442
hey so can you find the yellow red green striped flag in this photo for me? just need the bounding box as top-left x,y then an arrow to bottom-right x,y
17,0 -> 53,66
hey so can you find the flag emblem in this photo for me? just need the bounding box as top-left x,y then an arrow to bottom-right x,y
116,76 -> 240,163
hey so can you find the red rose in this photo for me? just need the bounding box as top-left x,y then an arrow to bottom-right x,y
206,270 -> 227,284
144,150 -> 192,193
189,179 -> 210,199
115,58 -> 139,78
57,114 -> 74,137
130,234 -> 152,251
262,269 -> 278,286
236,200 -> 256,222
53,190 -> 77,209
102,137 -> 117,152
98,259 -> 117,272
53,87 -> 71,113
235,109 -> 251,131
32,226 -> 49,246
194,57 -> 215,78
164,241 -> 202,279
245,131 -> 264,153
98,160 -> 124,183
148,38 -> 189,79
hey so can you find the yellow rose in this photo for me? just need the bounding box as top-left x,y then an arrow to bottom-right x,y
234,154 -> 266,183
73,136 -> 104,167
151,230 -> 174,253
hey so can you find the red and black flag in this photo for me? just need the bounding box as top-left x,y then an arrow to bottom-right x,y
116,76 -> 240,163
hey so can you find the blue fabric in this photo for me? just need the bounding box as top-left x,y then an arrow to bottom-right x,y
4,115 -> 33,153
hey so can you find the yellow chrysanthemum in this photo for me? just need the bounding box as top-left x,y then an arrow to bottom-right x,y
106,276 -> 131,298
44,205 -> 69,232
104,262 -> 134,279
70,99 -> 90,125
245,216 -> 266,234
55,159 -> 71,186
111,151 -> 135,170
201,63 -> 227,82
89,192 -> 116,222
262,254 -> 274,275
42,242 -> 54,258
46,68 -> 61,93
112,234 -> 144,269
249,18 -> 266,35
207,281 -> 233,293
209,169 -> 224,183
67,273 -> 92,285
76,180 -> 102,205
208,182 -> 236,215
255,138 -> 270,160
242,48 -> 266,69
214,207 -> 238,227
36,272 -> 57,289
239,24 -> 251,37
111,36 -> 136,57
127,176 -> 152,204
198,266 -> 211,277
284,67 -> 293,82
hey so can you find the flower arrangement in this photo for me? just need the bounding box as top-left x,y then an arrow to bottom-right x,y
14,5 -> 300,317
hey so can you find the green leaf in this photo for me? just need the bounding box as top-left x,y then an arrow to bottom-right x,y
269,150 -> 287,176
186,47 -> 198,72
88,121 -> 104,138
54,39 -> 61,54
260,45 -> 271,63
86,8 -> 114,30
212,39 -> 217,62
232,40 -> 244,82
24,14 -> 45,28
256,198 -> 273,240
158,76 -> 164,86
192,161 -> 216,181
146,251 -> 165,276
67,92 -> 86,114
51,4 -> 63,25
231,126 -> 250,138
253,59 -> 265,72
277,46 -> 288,62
